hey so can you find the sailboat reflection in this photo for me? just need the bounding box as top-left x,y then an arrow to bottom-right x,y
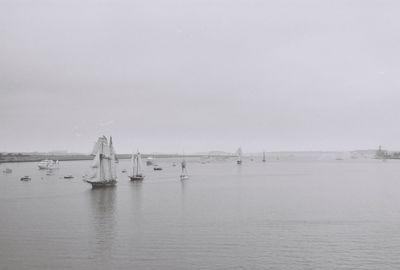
129,180 -> 143,226
88,187 -> 117,264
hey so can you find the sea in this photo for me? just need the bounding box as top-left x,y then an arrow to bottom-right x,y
0,157 -> 400,269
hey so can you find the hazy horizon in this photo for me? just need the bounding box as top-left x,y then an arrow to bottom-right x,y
2,0 -> 399,153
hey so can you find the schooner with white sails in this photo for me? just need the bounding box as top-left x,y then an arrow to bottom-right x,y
129,151 -> 144,181
84,136 -> 118,188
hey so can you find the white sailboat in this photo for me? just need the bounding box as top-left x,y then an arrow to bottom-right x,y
84,136 -> 117,188
236,147 -> 242,165
180,159 -> 189,180
262,151 -> 266,162
129,151 -> 144,181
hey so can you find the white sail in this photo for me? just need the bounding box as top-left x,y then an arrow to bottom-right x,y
90,138 -> 108,182
87,136 -> 117,182
131,151 -> 143,177
91,136 -> 108,155
89,151 -> 101,178
137,152 -> 143,175
130,152 -> 135,177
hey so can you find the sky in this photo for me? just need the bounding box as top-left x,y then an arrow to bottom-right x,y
1,0 -> 400,153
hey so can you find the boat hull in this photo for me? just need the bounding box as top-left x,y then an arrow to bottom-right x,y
180,175 -> 189,180
129,175 -> 144,181
85,180 -> 117,188
236,160 -> 242,165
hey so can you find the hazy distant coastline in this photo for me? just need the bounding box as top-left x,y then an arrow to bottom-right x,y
0,150 -> 383,163
0,153 -> 231,163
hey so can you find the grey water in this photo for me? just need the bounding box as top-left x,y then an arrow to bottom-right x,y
1,158 -> 400,269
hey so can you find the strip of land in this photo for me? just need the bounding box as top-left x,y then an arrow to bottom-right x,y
0,153 -> 229,163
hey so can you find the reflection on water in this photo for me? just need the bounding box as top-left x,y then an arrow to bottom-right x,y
129,181 -> 143,225
88,187 -> 117,265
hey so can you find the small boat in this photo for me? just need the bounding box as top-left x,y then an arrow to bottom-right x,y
38,160 -> 59,170
46,170 -> 53,176
172,162 -> 177,167
236,147 -> 243,165
146,157 -> 154,166
262,151 -> 266,162
153,165 -> 162,171
121,169 -> 127,173
64,175 -> 74,179
2,168 -> 12,173
129,151 -> 145,181
83,136 -> 118,188
20,176 -> 31,181
180,159 -> 189,180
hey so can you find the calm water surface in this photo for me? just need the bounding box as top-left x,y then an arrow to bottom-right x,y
1,158 -> 400,269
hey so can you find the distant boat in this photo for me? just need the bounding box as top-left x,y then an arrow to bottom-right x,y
172,162 -> 177,167
64,175 -> 74,179
83,136 -> 117,188
121,169 -> 127,173
153,165 -> 162,171
236,147 -> 242,165
180,159 -> 189,180
38,160 -> 59,170
2,168 -> 12,173
129,151 -> 145,181
262,151 -> 266,162
146,157 -> 154,166
20,176 -> 31,181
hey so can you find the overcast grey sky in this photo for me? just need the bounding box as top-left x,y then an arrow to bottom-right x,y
1,0 -> 399,153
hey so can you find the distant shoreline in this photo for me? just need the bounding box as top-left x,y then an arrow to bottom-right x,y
0,153 -> 229,163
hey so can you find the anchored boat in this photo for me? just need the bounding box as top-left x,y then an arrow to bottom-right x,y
129,151 -> 145,181
20,176 -> 31,181
2,168 -> 12,173
38,160 -> 59,170
236,147 -> 243,165
180,159 -> 189,180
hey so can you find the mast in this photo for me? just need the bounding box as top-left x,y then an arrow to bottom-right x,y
99,140 -> 105,181
181,159 -> 187,175
137,151 -> 142,176
109,136 -> 117,180
134,154 -> 138,176
237,147 -> 242,162
131,151 -> 136,176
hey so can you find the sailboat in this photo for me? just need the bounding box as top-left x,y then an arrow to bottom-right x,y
236,147 -> 242,165
129,151 -> 145,181
180,159 -> 189,180
262,151 -> 266,162
84,136 -> 117,188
